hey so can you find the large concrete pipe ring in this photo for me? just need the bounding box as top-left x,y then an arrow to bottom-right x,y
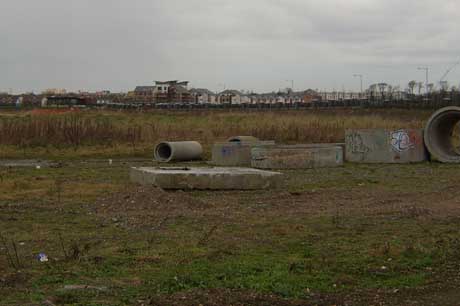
424,106 -> 460,163
227,136 -> 260,143
154,141 -> 203,163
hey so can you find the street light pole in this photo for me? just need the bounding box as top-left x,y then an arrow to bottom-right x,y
417,67 -> 429,94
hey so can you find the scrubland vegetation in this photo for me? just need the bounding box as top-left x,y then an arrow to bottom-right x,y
0,108 -> 431,159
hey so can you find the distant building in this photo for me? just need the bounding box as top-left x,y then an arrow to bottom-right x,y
153,81 -> 193,103
134,86 -> 156,97
190,88 -> 217,104
251,89 -> 320,104
45,95 -> 87,106
42,88 -> 67,95
218,89 -> 245,104
95,90 -> 111,96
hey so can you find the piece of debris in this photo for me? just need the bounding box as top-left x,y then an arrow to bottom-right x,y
37,253 -> 49,262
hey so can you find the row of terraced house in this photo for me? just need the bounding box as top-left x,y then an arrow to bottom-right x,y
131,80 -> 325,104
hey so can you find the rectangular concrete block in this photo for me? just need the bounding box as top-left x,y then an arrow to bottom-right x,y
212,141 -> 275,167
130,167 -> 282,190
345,129 -> 427,163
251,144 -> 344,169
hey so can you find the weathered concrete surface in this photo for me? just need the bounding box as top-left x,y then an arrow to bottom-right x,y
130,167 -> 282,190
345,129 -> 427,163
154,141 -> 203,163
251,144 -> 344,169
212,141 -> 275,167
424,106 -> 460,163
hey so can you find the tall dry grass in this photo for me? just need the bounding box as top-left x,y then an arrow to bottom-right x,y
0,109 -> 430,155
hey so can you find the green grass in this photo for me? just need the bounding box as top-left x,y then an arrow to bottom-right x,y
2,161 -> 460,305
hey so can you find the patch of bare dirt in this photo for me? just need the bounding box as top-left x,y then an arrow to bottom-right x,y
146,288 -> 309,306
94,185 -> 211,229
145,285 -> 460,306
0,272 -> 30,291
94,183 -> 460,232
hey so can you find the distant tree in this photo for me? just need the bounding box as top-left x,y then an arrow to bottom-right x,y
387,85 -> 393,99
427,83 -> 434,94
378,83 -> 388,99
368,84 -> 378,99
440,81 -> 449,92
417,82 -> 423,95
408,80 -> 417,95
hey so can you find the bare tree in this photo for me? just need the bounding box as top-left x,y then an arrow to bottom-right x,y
368,84 -> 378,99
378,83 -> 388,99
440,81 -> 449,92
417,82 -> 423,95
408,80 -> 417,95
427,83 -> 434,94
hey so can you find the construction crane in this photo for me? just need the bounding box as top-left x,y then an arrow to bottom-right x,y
439,59 -> 460,86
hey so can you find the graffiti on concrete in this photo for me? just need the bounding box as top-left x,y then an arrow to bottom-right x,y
221,146 -> 234,156
390,130 -> 418,152
346,132 -> 370,160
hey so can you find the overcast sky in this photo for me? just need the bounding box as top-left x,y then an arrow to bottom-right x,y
1,0 -> 460,94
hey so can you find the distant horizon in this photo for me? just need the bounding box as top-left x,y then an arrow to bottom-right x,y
2,81 -> 454,96
3,70 -> 460,95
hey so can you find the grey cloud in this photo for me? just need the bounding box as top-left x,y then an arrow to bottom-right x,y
1,0 -> 459,93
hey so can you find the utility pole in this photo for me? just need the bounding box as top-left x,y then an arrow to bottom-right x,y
417,67 -> 429,94
353,74 -> 363,98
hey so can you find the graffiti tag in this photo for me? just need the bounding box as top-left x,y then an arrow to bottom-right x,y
391,130 -> 415,152
346,132 -> 370,161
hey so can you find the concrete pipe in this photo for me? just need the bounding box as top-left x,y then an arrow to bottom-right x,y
154,141 -> 203,163
227,136 -> 260,143
424,106 -> 460,163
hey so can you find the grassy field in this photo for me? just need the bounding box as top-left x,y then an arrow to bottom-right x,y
0,108 -> 432,159
1,109 -> 460,305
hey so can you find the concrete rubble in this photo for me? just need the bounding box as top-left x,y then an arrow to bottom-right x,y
212,141 -> 276,167
424,106 -> 460,163
345,129 -> 427,163
154,141 -> 203,162
251,144 -> 344,169
132,106 -> 460,192
130,167 -> 282,190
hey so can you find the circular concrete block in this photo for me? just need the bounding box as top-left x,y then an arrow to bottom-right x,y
424,106 -> 460,163
154,141 -> 203,163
